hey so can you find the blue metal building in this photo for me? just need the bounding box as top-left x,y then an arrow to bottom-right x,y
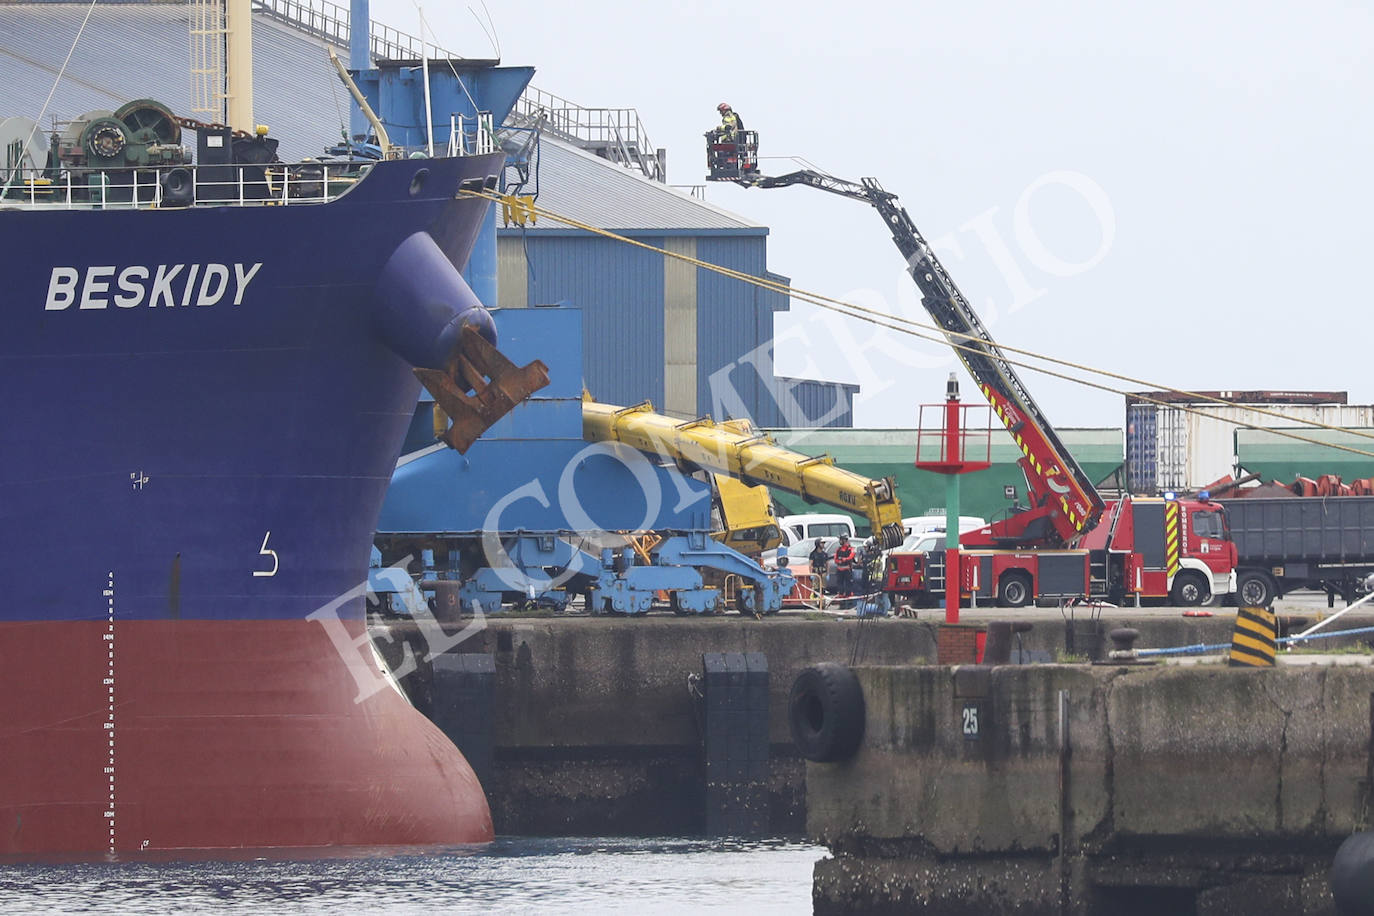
496,133 -> 857,427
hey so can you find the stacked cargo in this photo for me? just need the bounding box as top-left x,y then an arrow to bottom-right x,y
1125,391 -> 1374,494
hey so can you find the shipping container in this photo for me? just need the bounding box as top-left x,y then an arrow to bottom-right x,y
1125,397 -> 1374,494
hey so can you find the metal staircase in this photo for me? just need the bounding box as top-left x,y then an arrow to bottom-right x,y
249,0 -> 667,182
1088,502 -> 1128,600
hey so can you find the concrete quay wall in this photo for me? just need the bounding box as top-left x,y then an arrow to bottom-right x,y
375,616 -> 934,835
476,617 -> 930,836
808,663 -> 1374,915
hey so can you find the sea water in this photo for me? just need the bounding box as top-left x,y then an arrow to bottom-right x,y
0,837 -> 823,914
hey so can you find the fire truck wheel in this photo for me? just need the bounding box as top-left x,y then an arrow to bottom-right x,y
1170,571 -> 1208,607
996,571 -> 1033,608
1236,571 -> 1275,608
789,663 -> 865,763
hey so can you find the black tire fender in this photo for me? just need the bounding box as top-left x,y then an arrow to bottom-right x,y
1330,831 -> 1374,915
789,662 -> 865,763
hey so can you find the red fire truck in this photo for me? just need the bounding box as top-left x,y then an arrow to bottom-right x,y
720,165 -> 1237,608
889,495 -> 1235,608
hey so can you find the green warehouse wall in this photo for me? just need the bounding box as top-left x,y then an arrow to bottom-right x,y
1235,427 -> 1374,484
767,427 -> 1124,536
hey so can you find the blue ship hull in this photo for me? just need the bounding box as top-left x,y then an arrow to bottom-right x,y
0,152 -> 507,855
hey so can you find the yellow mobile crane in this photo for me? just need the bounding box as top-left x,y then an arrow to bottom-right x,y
708,474 -> 783,556
583,399 -> 906,550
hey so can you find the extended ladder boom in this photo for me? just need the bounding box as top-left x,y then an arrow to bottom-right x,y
584,399 -> 906,548
754,170 -> 1105,546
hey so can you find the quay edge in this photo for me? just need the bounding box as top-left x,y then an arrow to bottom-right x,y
808,663 -> 1369,915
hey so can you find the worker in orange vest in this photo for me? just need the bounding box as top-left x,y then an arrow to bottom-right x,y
834,534 -> 857,598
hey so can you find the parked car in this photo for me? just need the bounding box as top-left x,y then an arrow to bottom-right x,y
759,526 -> 798,569
901,515 -> 986,538
778,513 -> 856,543
899,531 -> 945,554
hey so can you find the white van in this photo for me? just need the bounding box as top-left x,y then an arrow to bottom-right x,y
901,515 -> 986,538
778,513 -> 856,543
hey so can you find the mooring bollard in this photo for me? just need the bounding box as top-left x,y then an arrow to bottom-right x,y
1108,627 -> 1140,662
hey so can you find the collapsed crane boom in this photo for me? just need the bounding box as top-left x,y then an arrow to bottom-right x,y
584,399 -> 906,548
752,170 -> 1105,546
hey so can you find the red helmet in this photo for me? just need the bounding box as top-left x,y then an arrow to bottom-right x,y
717,102 -> 731,112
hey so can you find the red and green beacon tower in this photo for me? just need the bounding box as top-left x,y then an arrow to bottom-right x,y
915,373 -> 991,623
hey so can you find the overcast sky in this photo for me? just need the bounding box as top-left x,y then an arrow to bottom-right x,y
373,0 -> 1374,429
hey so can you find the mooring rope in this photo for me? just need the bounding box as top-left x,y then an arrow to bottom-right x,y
460,187 -> 1374,457
1135,624 -> 1374,658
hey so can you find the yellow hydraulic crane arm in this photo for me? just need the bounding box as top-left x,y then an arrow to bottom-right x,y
708,473 -> 781,556
583,399 -> 906,548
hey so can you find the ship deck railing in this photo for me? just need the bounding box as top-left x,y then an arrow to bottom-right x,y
0,161 -> 372,211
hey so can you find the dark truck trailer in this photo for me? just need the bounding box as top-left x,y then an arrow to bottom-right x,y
1220,496 -> 1374,606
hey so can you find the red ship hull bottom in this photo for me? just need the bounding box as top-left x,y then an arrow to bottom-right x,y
0,619 -> 492,855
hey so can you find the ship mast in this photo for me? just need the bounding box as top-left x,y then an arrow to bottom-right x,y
224,0 -> 254,131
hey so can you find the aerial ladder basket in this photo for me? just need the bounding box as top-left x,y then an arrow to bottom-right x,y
704,129 -> 760,181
